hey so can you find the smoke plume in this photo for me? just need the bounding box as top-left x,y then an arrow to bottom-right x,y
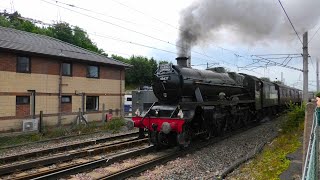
177,0 -> 320,57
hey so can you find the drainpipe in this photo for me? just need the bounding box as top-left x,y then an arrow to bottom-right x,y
27,90 -> 36,119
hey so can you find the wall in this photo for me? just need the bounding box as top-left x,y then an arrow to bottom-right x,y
0,51 -> 125,132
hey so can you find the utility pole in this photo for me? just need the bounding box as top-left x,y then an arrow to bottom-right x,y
317,57 -> 319,92
303,32 -> 308,102
281,72 -> 284,83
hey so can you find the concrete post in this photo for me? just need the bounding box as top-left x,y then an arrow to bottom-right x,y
303,32 -> 308,103
303,102 -> 315,166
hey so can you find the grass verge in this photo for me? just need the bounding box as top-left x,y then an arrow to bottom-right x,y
0,117 -> 127,148
228,103 -> 305,180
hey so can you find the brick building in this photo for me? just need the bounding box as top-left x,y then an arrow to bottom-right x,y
0,26 -> 130,132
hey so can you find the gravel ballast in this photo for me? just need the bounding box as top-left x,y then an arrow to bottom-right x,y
132,118 -> 282,179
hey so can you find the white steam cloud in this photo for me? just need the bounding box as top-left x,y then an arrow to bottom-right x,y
177,0 -> 320,57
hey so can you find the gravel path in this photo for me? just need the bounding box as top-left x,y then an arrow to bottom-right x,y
0,127 -> 138,158
131,117 -> 283,180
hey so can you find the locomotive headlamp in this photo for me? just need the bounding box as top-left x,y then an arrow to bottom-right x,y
135,109 -> 141,116
178,109 -> 184,119
161,122 -> 171,134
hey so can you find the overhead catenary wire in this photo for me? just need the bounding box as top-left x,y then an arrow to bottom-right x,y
44,0 -> 168,34
0,9 -> 223,66
239,53 -> 303,72
277,0 -> 303,45
39,0 -> 236,67
109,0 -> 181,32
88,32 -> 222,65
308,25 -> 320,44
44,0 -> 255,66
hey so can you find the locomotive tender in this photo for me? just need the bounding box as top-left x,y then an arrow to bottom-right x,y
132,57 -> 301,148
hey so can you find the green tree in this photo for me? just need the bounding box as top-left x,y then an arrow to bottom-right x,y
0,12 -> 104,54
50,22 -> 74,44
112,55 -> 168,88
111,54 -> 129,63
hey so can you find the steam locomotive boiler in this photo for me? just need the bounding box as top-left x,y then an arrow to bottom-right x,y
132,57 -> 256,148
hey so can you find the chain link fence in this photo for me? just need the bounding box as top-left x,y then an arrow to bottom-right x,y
302,109 -> 319,179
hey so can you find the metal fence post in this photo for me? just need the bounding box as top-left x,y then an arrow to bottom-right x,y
39,111 -> 43,133
102,103 -> 106,124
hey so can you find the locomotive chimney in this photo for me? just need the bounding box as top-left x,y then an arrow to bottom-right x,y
176,56 -> 191,67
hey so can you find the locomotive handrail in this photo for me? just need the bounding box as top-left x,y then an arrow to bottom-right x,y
193,81 -> 243,88
169,106 -> 179,118
139,102 -> 157,128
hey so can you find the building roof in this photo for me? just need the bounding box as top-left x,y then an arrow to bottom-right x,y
0,26 -> 130,67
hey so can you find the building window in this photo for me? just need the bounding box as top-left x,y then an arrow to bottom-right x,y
16,96 -> 30,105
61,96 -> 72,103
16,56 -> 30,73
86,96 -> 99,111
62,63 -> 72,76
87,65 -> 99,78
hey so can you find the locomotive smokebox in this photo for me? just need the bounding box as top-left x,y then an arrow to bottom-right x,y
176,56 -> 191,68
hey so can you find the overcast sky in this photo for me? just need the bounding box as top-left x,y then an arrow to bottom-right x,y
1,0 -> 320,91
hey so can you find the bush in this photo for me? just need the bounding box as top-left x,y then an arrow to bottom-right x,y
0,133 -> 42,148
72,122 -> 100,134
281,102 -> 305,133
103,118 -> 126,133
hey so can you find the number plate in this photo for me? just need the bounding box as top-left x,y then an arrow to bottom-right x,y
159,63 -> 172,72
160,76 -> 170,81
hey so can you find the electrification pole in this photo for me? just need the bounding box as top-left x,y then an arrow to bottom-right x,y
317,57 -> 319,91
303,32 -> 308,102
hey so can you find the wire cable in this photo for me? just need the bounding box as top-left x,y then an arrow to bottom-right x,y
109,0 -> 181,32
44,0 -> 254,65
308,25 -> 320,44
40,0 -> 235,66
277,0 -> 303,44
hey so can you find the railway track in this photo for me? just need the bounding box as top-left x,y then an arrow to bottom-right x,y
0,132 -> 148,179
0,131 -> 142,164
1,120 -> 269,179
76,121 -> 265,180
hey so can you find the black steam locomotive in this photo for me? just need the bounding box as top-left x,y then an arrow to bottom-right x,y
132,57 -> 301,148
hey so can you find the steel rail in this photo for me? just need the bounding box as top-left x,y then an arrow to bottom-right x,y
0,138 -> 148,176
0,132 -> 142,164
23,146 -> 154,180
